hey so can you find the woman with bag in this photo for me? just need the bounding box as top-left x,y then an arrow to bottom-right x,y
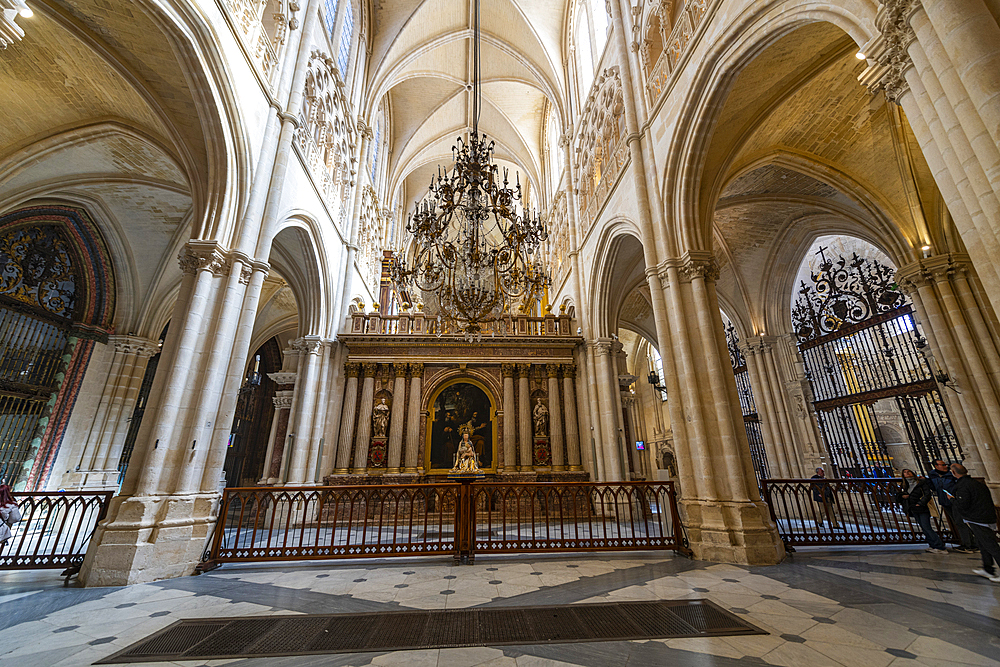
896,469 -> 947,554
0,484 -> 21,547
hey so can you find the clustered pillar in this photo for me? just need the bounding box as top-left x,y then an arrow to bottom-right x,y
897,254 -> 1000,490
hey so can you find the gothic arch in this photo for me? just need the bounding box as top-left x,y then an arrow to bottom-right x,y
660,2 -> 878,252
589,221 -> 648,340
269,214 -> 332,336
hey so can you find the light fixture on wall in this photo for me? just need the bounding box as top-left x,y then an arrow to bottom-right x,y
390,0 -> 549,342
1,0 -> 32,49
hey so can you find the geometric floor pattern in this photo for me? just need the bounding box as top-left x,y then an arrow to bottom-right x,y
2,546 -> 999,666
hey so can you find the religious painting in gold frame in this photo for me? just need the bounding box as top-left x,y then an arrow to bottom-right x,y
425,378 -> 497,473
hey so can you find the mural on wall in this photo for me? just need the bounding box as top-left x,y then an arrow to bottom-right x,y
427,381 -> 494,472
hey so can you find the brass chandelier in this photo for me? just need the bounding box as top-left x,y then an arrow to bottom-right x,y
390,0 -> 549,341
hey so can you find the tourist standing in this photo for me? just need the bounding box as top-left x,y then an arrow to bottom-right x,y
949,463 -> 1000,583
897,469 -> 947,553
811,468 -> 840,529
928,459 -> 976,553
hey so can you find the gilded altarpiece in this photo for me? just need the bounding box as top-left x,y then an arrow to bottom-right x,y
331,332 -> 587,484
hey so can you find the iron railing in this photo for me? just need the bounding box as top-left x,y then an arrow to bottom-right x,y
0,491 -> 112,570
761,478 -> 959,547
471,482 -> 684,554
205,481 -> 688,567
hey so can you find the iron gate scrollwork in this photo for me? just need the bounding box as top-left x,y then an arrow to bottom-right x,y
793,249 -> 962,476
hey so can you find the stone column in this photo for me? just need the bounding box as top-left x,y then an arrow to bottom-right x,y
501,363 -> 516,473
287,337 -> 323,484
546,364 -> 565,470
920,0 -> 1000,151
352,362 -> 378,473
517,363 -> 532,471
562,364 -> 582,470
584,343 -> 606,480
261,388 -> 293,484
742,337 -> 803,478
897,255 -> 1000,489
740,340 -> 787,478
594,340 -> 623,481
334,362 -> 360,474
621,393 -> 642,479
655,253 -> 783,565
404,363 -> 423,473
60,336 -> 159,491
387,363 -> 407,472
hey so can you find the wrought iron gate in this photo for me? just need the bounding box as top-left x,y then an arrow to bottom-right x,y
725,322 -> 770,483
793,251 -> 962,476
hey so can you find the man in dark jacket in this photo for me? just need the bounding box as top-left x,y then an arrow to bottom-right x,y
949,463 -> 1000,583
811,468 -> 840,529
929,460 -> 976,553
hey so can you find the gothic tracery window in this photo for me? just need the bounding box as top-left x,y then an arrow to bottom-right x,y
296,54 -> 358,228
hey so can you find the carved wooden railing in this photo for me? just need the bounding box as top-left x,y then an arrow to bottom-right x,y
0,492 -> 112,572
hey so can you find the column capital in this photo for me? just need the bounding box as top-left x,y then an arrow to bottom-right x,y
407,362 -> 424,377
859,0 -> 921,104
516,362 -> 532,378
896,253 -> 973,292
393,363 -> 408,378
361,361 -> 379,377
561,363 -> 577,378
501,363 -> 517,378
344,362 -> 361,378
272,393 -> 294,409
680,251 -> 720,283
109,335 -> 160,358
292,336 -> 325,355
178,242 -> 227,276
545,363 -> 561,378
591,339 -> 614,355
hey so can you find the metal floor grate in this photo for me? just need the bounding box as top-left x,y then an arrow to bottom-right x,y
97,600 -> 765,663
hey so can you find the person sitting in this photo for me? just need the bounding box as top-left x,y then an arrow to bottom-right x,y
897,469 -> 947,554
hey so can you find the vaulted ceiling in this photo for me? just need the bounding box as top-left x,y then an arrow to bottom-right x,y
368,0 -> 571,211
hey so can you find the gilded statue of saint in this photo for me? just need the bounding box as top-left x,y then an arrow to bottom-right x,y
452,428 -> 481,472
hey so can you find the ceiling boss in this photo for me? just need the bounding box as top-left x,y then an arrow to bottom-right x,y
390,0 -> 550,343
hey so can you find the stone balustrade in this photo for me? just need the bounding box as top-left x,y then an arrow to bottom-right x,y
347,310 -> 576,337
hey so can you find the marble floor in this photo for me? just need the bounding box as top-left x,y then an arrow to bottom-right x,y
1,547 -> 999,667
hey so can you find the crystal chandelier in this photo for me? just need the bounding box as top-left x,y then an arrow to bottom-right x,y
390,0 -> 549,342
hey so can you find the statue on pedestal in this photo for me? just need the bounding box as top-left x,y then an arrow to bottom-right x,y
533,397 -> 549,436
372,397 -> 390,438
452,427 -> 481,473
